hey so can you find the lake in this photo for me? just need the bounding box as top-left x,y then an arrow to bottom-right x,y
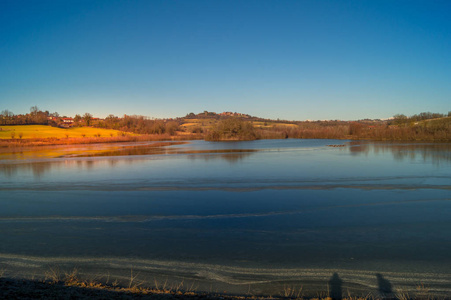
0,139 -> 450,297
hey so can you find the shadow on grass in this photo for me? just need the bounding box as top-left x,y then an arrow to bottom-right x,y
376,273 -> 395,299
328,272 -> 342,300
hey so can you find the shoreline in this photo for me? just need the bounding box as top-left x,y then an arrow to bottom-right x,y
1,268 -> 449,300
0,276 -> 249,300
0,134 -> 202,148
0,276 -> 347,300
1,253 -> 450,299
2,135 -> 451,150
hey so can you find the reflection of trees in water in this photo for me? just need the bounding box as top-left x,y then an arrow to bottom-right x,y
74,147 -> 169,157
348,142 -> 451,164
187,152 -> 254,164
109,159 -> 118,167
348,144 -> 370,156
0,149 -> 256,178
85,160 -> 94,170
0,163 -> 19,177
0,162 -> 52,179
0,142 -> 185,161
0,159 -> 118,178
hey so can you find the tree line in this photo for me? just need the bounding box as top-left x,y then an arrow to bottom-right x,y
0,107 -> 180,135
392,111 -> 451,125
95,115 -> 180,135
0,107 -> 93,126
0,106 -> 55,125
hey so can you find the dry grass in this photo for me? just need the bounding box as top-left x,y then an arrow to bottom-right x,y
0,125 -> 127,140
281,285 -> 304,298
44,266 -> 61,283
416,282 -> 431,298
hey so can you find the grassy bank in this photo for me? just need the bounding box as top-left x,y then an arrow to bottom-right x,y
0,266 -> 445,300
0,275 -> 439,300
0,276 -> 210,300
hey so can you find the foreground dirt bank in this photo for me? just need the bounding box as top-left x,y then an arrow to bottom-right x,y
0,277 -> 234,300
1,277 -> 446,300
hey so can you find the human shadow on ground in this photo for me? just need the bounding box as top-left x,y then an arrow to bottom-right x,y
376,273 -> 395,299
328,272 -> 343,300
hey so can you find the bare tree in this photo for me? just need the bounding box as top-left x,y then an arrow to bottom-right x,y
1,110 -> 14,125
30,106 -> 39,116
83,113 -> 93,126
74,114 -> 82,123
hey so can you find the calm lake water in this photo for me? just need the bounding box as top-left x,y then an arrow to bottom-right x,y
1,139 -> 450,297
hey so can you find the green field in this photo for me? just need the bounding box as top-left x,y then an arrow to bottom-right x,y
0,125 -> 126,139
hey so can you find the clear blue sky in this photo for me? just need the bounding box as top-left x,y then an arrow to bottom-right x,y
1,0 -> 450,120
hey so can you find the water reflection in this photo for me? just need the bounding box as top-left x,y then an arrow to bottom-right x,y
0,162 -> 53,179
50,143 -> 259,159
348,142 -> 451,164
0,151 -> 256,179
0,141 -> 187,160
187,152 -> 253,163
2,140 -> 451,180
